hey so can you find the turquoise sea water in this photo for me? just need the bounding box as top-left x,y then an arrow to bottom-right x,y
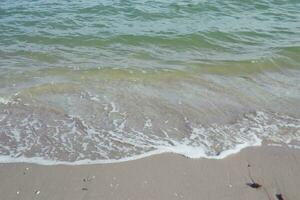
1,0 -> 300,69
0,0 -> 300,164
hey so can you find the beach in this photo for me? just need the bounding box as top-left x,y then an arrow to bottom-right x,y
1,1 -> 300,199
1,145 -> 300,200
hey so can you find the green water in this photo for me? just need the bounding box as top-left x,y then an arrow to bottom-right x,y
1,0 -> 300,71
0,0 -> 300,163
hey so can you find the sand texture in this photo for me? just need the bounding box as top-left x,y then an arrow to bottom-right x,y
0,146 -> 300,200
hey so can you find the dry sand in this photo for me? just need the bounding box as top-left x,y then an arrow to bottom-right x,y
0,146 -> 300,200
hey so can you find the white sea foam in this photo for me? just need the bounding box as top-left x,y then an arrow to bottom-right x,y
0,140 -> 262,165
0,99 -> 299,165
144,119 -> 152,129
0,97 -> 10,104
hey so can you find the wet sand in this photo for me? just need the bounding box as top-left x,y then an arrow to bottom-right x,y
0,146 -> 300,200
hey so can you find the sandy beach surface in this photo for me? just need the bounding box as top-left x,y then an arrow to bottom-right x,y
0,146 -> 299,200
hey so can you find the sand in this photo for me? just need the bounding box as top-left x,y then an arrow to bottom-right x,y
0,146 -> 300,200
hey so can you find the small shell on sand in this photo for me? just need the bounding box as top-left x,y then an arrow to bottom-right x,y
35,190 -> 40,195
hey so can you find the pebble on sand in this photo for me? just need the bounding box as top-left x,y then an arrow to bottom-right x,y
35,190 -> 40,195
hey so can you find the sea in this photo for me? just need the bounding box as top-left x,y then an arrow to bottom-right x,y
0,0 -> 300,165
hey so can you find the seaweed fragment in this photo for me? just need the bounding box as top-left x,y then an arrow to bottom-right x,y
275,194 -> 284,200
246,163 -> 262,189
246,182 -> 262,188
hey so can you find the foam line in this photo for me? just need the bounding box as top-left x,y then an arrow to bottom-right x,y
0,139 -> 262,165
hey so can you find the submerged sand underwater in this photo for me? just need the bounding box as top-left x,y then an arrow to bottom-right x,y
0,67 -> 300,163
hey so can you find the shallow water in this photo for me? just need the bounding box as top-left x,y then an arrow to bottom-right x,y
0,0 -> 300,164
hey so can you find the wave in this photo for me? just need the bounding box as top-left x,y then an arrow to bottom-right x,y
1,92 -> 299,165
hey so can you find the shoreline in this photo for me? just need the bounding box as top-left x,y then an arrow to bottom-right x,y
0,140 -> 262,165
1,145 -> 300,200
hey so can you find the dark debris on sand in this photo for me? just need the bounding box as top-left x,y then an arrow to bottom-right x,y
246,182 -> 262,189
246,164 -> 286,200
246,164 -> 262,189
276,194 -> 284,200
